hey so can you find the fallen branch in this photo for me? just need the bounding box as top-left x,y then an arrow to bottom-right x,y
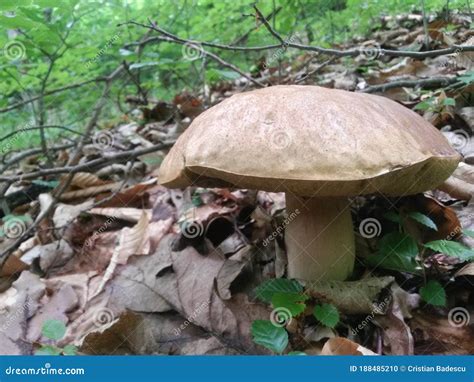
0,142 -> 173,183
361,76 -> 459,93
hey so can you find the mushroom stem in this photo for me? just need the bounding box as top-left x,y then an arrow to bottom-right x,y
285,193 -> 355,281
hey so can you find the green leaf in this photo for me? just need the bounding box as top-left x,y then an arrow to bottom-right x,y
378,232 -> 419,258
442,97 -> 455,106
35,345 -> 62,355
463,230 -> 474,238
271,292 -> 308,317
420,280 -> 446,306
424,240 -> 474,261
383,211 -> 401,223
62,344 -> 78,355
254,279 -> 303,303
42,319 -> 66,341
365,232 -> 420,273
251,320 -> 288,354
407,212 -> 438,231
313,303 -> 340,328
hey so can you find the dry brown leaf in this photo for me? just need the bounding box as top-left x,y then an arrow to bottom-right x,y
0,254 -> 29,277
439,163 -> 474,201
305,276 -> 395,314
60,182 -> 122,201
321,337 -> 377,355
67,172 -> 106,188
88,207 -> 152,223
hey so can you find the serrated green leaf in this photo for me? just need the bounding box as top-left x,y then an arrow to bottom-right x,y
251,320 -> 288,354
379,232 -> 419,258
271,292 -> 308,317
313,303 -> 340,328
254,279 -> 303,303
42,319 -> 66,340
407,212 -> 437,231
420,280 -> 446,306
424,240 -> 474,261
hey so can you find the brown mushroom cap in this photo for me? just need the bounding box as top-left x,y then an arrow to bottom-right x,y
159,85 -> 460,197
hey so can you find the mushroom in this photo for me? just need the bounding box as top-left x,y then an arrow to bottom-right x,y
159,85 -> 460,281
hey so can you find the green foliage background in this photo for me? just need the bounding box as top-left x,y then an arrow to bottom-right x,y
0,0 -> 470,150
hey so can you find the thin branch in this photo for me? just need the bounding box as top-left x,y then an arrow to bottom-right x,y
0,78 -> 101,114
0,125 -> 84,145
131,21 -> 264,87
125,15 -> 474,60
0,142 -> 174,183
361,76 -> 459,93
0,144 -> 75,174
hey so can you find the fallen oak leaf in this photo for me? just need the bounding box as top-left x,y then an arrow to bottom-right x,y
91,212 -> 150,298
304,276 -> 395,315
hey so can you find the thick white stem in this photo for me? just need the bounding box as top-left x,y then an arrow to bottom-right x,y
285,193 -> 355,281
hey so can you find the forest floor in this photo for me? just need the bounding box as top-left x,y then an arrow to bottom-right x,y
0,9 -> 473,356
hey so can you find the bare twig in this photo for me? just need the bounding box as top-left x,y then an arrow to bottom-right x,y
126,17 -> 474,60
0,78 -> 101,114
125,20 -> 265,88
0,142 -> 173,183
361,76 -> 459,93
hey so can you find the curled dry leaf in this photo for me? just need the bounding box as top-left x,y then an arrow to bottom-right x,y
67,172 -> 106,188
439,162 -> 474,201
